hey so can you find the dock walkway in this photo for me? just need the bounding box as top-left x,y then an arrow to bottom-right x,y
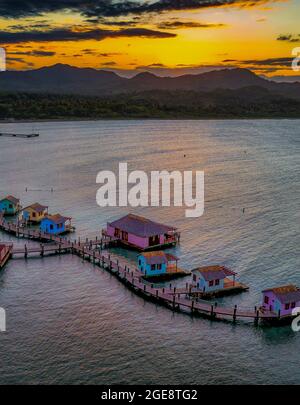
0,214 -> 281,325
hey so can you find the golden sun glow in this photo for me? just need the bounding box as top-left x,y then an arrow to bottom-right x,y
0,0 -> 299,78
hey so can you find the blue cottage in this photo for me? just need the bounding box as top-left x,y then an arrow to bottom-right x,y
137,251 -> 179,277
192,265 -> 237,293
40,214 -> 73,235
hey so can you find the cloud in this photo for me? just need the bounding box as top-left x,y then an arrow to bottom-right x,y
277,34 -> 300,43
157,20 -> 226,29
0,27 -> 176,44
101,61 -> 117,66
0,0 -> 286,19
240,57 -> 293,67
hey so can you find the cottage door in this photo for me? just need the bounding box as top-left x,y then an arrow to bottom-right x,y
149,235 -> 159,246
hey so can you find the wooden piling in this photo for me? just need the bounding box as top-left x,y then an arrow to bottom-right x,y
233,305 -> 237,322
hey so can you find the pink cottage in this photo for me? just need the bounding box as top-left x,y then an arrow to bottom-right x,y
104,214 -> 180,251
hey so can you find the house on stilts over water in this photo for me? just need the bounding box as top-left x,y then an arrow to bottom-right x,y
103,214 -> 180,251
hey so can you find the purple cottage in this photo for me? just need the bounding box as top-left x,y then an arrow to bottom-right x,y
262,285 -> 300,317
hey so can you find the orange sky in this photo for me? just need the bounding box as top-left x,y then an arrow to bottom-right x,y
0,0 -> 299,77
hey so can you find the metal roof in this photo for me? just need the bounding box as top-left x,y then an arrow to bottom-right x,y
193,265 -> 236,282
109,214 -> 176,238
22,203 -> 48,213
263,285 -> 300,304
0,195 -> 19,205
43,214 -> 70,225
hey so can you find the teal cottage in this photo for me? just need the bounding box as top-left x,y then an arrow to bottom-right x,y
137,251 -> 179,277
0,195 -> 21,215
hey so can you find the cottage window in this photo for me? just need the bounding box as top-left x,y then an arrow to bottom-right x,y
291,302 -> 296,309
50,224 -> 54,230
264,296 -> 269,304
9,204 -> 12,208
138,260 -> 141,266
215,279 -> 220,286
33,212 -> 36,217
209,280 -> 214,287
285,303 -> 290,310
114,228 -> 120,237
157,264 -> 162,270
193,274 -> 197,282
151,264 -> 156,271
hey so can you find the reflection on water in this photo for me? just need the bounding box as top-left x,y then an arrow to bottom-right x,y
0,119 -> 299,384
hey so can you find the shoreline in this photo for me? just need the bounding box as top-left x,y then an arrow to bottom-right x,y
1,116 -> 300,124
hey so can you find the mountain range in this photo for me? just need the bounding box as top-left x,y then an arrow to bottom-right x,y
1,64 -> 300,119
0,64 -> 300,100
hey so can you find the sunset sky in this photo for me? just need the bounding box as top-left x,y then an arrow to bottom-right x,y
0,0 -> 299,77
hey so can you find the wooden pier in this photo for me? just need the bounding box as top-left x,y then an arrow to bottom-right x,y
0,214 -> 286,325
0,244 -> 13,269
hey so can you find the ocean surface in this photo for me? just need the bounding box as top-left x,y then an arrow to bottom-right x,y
0,119 -> 299,384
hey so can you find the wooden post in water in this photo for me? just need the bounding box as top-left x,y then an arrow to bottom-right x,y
40,244 -> 44,257
254,310 -> 260,326
24,244 -> 28,259
173,295 -> 176,310
191,300 -> 194,313
210,304 -> 214,318
233,305 -> 237,323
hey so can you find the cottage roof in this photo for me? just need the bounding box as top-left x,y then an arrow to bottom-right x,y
193,265 -> 236,282
140,251 -> 168,265
1,195 -> 19,205
139,251 -> 179,265
44,214 -> 70,225
263,285 -> 300,304
109,214 -> 176,238
23,203 -> 48,213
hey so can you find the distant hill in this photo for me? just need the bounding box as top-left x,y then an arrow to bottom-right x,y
0,64 -> 300,100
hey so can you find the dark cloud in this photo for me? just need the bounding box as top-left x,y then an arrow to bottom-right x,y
157,20 -> 226,29
277,34 -> 300,43
0,27 -> 176,44
8,50 -> 56,56
240,57 -> 293,67
101,61 -> 117,66
0,1 -> 283,19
